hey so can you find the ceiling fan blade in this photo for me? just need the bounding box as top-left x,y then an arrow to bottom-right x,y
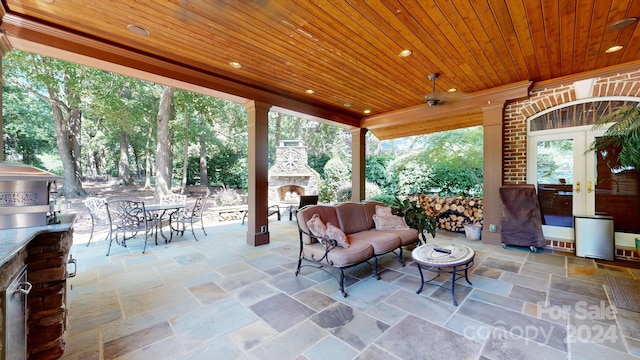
424,73 -> 465,106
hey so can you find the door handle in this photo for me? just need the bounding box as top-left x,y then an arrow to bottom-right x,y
574,181 -> 580,193
587,181 -> 593,193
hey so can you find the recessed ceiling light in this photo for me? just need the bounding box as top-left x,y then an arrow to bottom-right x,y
447,88 -> 457,93
229,62 -> 242,69
363,109 -> 371,114
127,24 -> 149,36
305,89 -> 315,94
343,102 -> 352,108
398,49 -> 412,57
605,45 -> 623,53
608,18 -> 637,30
40,0 -> 55,3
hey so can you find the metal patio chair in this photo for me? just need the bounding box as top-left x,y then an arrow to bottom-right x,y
84,197 -> 109,247
171,196 -> 207,241
105,199 -> 156,255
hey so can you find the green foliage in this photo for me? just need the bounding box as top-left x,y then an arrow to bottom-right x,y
212,186 -> 244,206
590,105 -> 640,170
390,197 -> 437,243
365,154 -> 394,193
335,182 -> 382,203
180,148 -> 247,188
367,193 -> 397,205
426,161 -> 483,196
321,151 -> 351,202
2,84 -> 56,166
367,127 -> 484,197
308,153 -> 330,177
317,180 -> 334,204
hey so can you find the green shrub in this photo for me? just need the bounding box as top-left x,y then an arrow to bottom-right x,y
368,193 -> 396,205
335,182 -> 382,203
212,186 -> 243,206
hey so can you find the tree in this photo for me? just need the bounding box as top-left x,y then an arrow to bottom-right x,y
155,86 -> 176,198
3,51 -> 88,197
2,84 -> 56,166
84,73 -> 160,185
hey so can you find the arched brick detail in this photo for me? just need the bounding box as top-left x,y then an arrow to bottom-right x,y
503,69 -> 640,185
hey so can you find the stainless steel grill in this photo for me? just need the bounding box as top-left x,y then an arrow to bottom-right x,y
0,162 -> 66,229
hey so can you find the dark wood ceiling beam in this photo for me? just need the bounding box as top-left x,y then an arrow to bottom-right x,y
1,13 -> 361,128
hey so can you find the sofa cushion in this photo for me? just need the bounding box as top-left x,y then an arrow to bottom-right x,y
326,222 -> 349,248
375,228 -> 419,246
302,241 -> 374,268
335,202 -> 370,234
348,230 -> 401,255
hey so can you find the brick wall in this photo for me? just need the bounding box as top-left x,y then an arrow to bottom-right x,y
26,229 -> 73,360
502,69 -> 640,256
503,69 -> 640,184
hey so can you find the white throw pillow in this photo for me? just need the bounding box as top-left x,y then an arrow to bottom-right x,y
375,205 -> 393,217
306,214 -> 326,238
372,214 -> 410,230
326,222 -> 350,248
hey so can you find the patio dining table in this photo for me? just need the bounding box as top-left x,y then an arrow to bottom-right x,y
145,203 -> 186,243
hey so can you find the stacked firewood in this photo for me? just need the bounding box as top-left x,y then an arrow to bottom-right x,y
419,194 -> 483,232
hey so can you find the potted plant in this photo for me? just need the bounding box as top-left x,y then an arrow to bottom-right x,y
390,197 -> 437,244
589,104 -> 640,170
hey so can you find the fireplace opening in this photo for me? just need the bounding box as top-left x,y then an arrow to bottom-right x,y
278,185 -> 305,204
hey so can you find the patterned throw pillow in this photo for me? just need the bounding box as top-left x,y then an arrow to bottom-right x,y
375,205 -> 393,217
372,214 -> 410,230
306,214 -> 326,238
326,222 -> 350,248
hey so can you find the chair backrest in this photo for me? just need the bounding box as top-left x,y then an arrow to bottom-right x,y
84,197 -> 108,221
160,194 -> 187,205
299,195 -> 319,208
190,197 -> 206,218
106,199 -> 147,231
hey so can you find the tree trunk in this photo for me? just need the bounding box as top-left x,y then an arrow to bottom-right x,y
144,125 -> 153,189
180,113 -> 190,194
118,132 -> 133,185
275,113 -> 282,146
199,134 -> 208,186
48,88 -> 86,197
155,86 -> 175,199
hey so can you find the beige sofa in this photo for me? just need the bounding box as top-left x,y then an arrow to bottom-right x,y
295,200 -> 418,297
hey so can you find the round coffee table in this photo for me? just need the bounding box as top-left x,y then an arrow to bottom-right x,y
412,242 -> 475,306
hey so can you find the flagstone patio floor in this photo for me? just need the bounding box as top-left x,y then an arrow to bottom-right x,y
61,217 -> 640,360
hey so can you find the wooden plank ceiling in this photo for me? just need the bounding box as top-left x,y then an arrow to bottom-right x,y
1,0 -> 639,139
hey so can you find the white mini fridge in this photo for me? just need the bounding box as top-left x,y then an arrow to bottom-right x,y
574,215 -> 614,261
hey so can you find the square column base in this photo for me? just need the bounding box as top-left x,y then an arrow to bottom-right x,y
247,231 -> 270,246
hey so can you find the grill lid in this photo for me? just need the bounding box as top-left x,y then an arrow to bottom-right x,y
0,162 -> 61,182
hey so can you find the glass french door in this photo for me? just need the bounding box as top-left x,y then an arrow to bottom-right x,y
528,126 -> 640,245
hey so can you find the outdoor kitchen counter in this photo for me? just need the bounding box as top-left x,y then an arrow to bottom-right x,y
0,213 -> 76,268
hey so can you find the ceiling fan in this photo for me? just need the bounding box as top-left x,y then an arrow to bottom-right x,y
424,73 -> 461,106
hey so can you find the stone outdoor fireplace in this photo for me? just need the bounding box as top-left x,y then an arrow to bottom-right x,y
268,140 -> 320,204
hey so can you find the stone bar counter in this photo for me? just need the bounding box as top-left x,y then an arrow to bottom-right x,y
0,214 -> 75,360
